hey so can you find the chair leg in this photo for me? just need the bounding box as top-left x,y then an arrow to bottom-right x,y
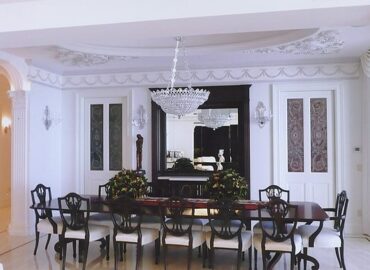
254,248 -> 258,270
187,245 -> 192,270
198,245 -> 202,258
262,251 -> 267,270
61,239 -> 67,270
105,235 -> 110,261
33,231 -> 40,255
73,240 -> 77,258
303,247 -> 307,270
290,254 -> 295,270
237,248 -> 242,270
208,247 -> 214,269
202,243 -> 207,268
82,240 -> 89,270
340,245 -> 346,270
163,244 -> 168,270
136,244 -> 142,270
242,251 -> 245,261
58,235 -> 63,260
45,234 -> 51,250
248,247 -> 252,270
155,237 -> 160,264
113,239 -> 118,270
335,247 -> 342,268
120,243 -> 124,261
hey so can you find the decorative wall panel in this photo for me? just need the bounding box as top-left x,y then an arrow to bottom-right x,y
311,98 -> 328,172
287,99 -> 304,172
90,104 -> 103,170
109,104 -> 122,171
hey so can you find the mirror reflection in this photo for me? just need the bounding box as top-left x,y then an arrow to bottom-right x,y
166,108 -> 238,172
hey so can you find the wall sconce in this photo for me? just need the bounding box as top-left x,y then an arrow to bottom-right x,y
2,116 -> 11,134
43,106 -> 52,130
255,101 -> 272,128
132,105 -> 147,130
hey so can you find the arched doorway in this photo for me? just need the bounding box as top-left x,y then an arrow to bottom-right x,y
0,56 -> 30,235
0,74 -> 11,232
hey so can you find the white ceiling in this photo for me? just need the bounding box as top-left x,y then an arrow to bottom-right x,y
1,1 -> 370,75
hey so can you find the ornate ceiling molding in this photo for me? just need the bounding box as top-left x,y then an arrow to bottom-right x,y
53,47 -> 137,67
252,30 -> 344,55
28,63 -> 360,89
361,49 -> 370,78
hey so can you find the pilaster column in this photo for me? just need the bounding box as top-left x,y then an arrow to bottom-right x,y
8,89 -> 29,235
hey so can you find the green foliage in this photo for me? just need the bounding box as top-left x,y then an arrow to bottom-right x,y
206,169 -> 248,201
172,158 -> 195,172
108,169 -> 148,198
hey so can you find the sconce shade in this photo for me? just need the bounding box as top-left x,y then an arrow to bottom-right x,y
255,101 -> 272,128
2,116 -> 11,133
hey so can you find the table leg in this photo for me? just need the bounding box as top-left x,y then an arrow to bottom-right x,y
266,252 -> 282,269
298,253 -> 319,270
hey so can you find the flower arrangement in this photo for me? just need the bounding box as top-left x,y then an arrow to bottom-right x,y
108,169 -> 148,199
206,169 -> 248,201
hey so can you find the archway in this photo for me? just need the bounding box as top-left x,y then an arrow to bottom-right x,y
0,55 -> 31,235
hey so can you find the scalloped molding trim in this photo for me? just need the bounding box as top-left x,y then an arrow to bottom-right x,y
361,50 -> 370,78
28,63 -> 360,89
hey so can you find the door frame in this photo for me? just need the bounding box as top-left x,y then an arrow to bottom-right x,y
272,82 -> 344,197
77,90 -> 132,193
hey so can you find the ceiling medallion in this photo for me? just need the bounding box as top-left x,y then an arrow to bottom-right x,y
54,47 -> 136,67
253,30 -> 344,55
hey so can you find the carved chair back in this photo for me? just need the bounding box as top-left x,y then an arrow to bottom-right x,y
58,193 -> 90,231
109,195 -> 141,235
207,199 -> 244,240
98,182 -> 112,199
258,198 -> 298,243
333,191 -> 349,233
31,184 -> 53,221
259,185 -> 290,202
160,196 -> 194,237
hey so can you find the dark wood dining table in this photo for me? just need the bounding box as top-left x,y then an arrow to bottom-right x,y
30,195 -> 328,269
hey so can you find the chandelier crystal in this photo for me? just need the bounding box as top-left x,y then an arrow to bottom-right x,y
151,37 -> 210,118
198,109 -> 231,130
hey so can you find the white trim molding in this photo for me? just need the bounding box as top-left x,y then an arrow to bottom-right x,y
28,63 -> 360,89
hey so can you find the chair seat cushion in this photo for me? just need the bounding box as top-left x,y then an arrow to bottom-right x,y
64,224 -> 110,241
206,231 -> 252,251
297,225 -> 341,248
203,219 -> 242,233
37,216 -> 63,234
115,228 -> 159,245
253,233 -> 302,254
164,231 -> 205,248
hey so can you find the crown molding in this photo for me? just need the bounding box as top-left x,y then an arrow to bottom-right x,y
28,66 -> 63,88
27,62 -> 360,89
361,49 -> 370,78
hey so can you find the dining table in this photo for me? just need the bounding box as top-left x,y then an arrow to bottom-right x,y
30,195 -> 328,269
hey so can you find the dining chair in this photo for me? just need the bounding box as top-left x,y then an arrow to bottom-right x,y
58,192 -> 110,270
109,194 -> 159,270
253,198 -> 302,270
297,190 -> 349,270
253,185 -> 290,268
31,183 -> 63,256
206,199 -> 252,270
160,196 -> 206,270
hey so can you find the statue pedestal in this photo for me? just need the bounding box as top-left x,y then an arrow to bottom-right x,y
135,170 -> 146,176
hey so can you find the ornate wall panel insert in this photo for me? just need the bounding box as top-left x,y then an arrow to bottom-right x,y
90,104 -> 104,170
287,99 -> 304,172
109,104 -> 123,171
310,98 -> 328,172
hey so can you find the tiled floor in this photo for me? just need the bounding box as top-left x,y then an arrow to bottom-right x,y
0,232 -> 369,269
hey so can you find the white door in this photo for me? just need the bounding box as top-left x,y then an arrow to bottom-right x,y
277,90 -> 335,208
84,97 -> 127,194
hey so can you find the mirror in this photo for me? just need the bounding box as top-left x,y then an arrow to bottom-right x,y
151,85 -> 250,180
166,108 -> 238,171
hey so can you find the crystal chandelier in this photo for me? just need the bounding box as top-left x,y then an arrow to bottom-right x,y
198,109 -> 231,130
151,37 -> 210,118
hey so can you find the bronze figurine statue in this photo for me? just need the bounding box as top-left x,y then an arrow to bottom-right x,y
136,134 -> 143,170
